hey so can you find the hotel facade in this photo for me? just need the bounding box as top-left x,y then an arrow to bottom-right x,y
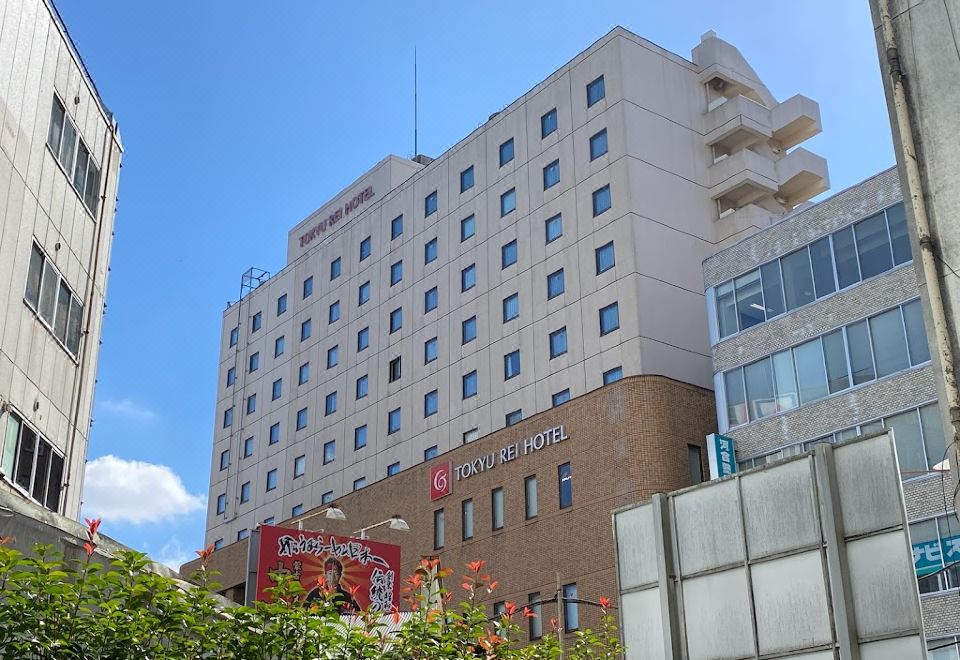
0,0 -> 122,520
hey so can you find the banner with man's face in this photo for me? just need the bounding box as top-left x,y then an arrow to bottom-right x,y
254,525 -> 401,612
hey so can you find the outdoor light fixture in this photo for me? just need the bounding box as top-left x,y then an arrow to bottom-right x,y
355,514 -> 410,539
294,504 -> 346,530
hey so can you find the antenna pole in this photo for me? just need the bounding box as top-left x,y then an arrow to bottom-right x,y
414,47 -> 418,157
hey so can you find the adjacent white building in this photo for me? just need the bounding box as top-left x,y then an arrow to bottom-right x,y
205,26 -> 827,547
0,0 -> 123,519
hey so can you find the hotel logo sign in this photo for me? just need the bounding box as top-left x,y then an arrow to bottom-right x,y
429,462 -> 452,501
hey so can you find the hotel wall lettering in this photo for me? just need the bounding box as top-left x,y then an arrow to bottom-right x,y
454,425 -> 569,481
299,185 -> 375,248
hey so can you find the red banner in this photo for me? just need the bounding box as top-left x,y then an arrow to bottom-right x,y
255,525 -> 401,613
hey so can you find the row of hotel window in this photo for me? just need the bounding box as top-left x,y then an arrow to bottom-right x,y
433,465 -> 573,552
715,203 -> 910,340
1,411 -> 64,513
738,402 -> 946,479
236,239 -> 614,353
23,242 -> 84,358
722,299 -> 929,428
222,303 -> 621,432
46,96 -> 101,215
217,366 -> 623,483
231,193 -> 616,351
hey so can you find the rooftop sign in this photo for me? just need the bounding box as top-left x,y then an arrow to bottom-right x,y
298,185 -> 375,249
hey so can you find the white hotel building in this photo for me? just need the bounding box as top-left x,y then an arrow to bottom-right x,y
205,26 -> 827,546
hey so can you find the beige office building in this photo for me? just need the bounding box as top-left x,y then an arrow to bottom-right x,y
0,0 -> 123,519
206,26 -> 827,547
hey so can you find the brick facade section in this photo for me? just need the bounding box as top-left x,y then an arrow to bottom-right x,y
183,375 -> 716,641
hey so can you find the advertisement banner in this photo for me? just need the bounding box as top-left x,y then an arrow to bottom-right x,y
912,533 -> 960,576
254,525 -> 401,613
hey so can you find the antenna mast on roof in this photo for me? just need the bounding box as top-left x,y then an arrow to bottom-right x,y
414,47 -> 418,157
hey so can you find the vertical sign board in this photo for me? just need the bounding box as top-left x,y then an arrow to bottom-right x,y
254,525 -> 401,613
706,433 -> 737,479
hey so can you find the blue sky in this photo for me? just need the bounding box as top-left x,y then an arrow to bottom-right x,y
59,1 -> 894,569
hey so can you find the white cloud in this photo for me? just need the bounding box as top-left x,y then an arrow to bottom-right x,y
82,455 -> 205,525
154,536 -> 194,572
98,397 -> 157,422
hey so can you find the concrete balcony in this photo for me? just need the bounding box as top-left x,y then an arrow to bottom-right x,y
771,94 -> 822,151
709,148 -> 778,208
774,147 -> 829,207
703,95 -> 772,153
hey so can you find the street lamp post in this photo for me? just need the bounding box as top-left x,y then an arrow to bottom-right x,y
354,514 -> 410,539
289,504 -> 347,531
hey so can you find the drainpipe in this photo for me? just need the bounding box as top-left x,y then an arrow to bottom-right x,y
878,0 -> 960,498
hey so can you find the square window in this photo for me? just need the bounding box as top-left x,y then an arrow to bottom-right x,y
274,336 -> 285,358
425,190 -> 438,217
216,493 -> 227,514
599,302 -> 620,335
387,462 -> 401,477
243,436 -> 254,457
541,108 -> 557,138
320,492 -> 333,505
543,159 -> 560,189
223,407 -> 234,428
300,319 -> 312,341
358,281 -> 371,305
461,264 -> 476,292
262,516 -> 275,526
323,439 -> 336,464
324,391 -> 337,416
388,408 -> 401,435
328,300 -> 340,324
246,394 -> 256,415
220,449 -> 230,470
229,327 -> 238,347
389,356 -> 402,382
589,128 -> 608,160
327,345 -> 339,368
240,482 -> 251,503
547,269 -> 565,299
330,257 -> 341,280
391,214 -> 403,240
249,352 -> 260,372
425,237 -> 438,264
226,366 -> 236,387
296,407 -> 308,430
356,374 -> 368,399
424,445 -> 439,460
237,529 -> 249,541
303,276 -> 313,299
298,362 -> 309,385
353,477 -> 366,491
552,389 -> 571,407
251,312 -> 262,332
272,378 -> 282,400
549,327 -> 568,358
277,294 -> 287,316
354,425 -> 367,450
460,214 -> 476,241
499,138 -> 514,166
460,166 -> 474,193
424,336 -> 439,363
462,316 -> 477,344
501,240 -> 517,268
266,469 -> 277,491
503,293 -> 519,322
595,241 -> 615,274
390,260 -> 403,286
586,75 -> 605,107
504,350 -> 521,380
592,184 -> 611,216
424,389 -> 439,417
389,307 -> 403,333
505,409 -> 522,426
269,422 -> 280,445
425,287 -> 439,313
360,236 -> 372,261
545,214 -> 562,244
357,326 -> 370,351
292,504 -> 304,517
603,366 -> 623,385
462,370 -> 478,399
463,428 -> 479,444
500,188 -> 516,216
